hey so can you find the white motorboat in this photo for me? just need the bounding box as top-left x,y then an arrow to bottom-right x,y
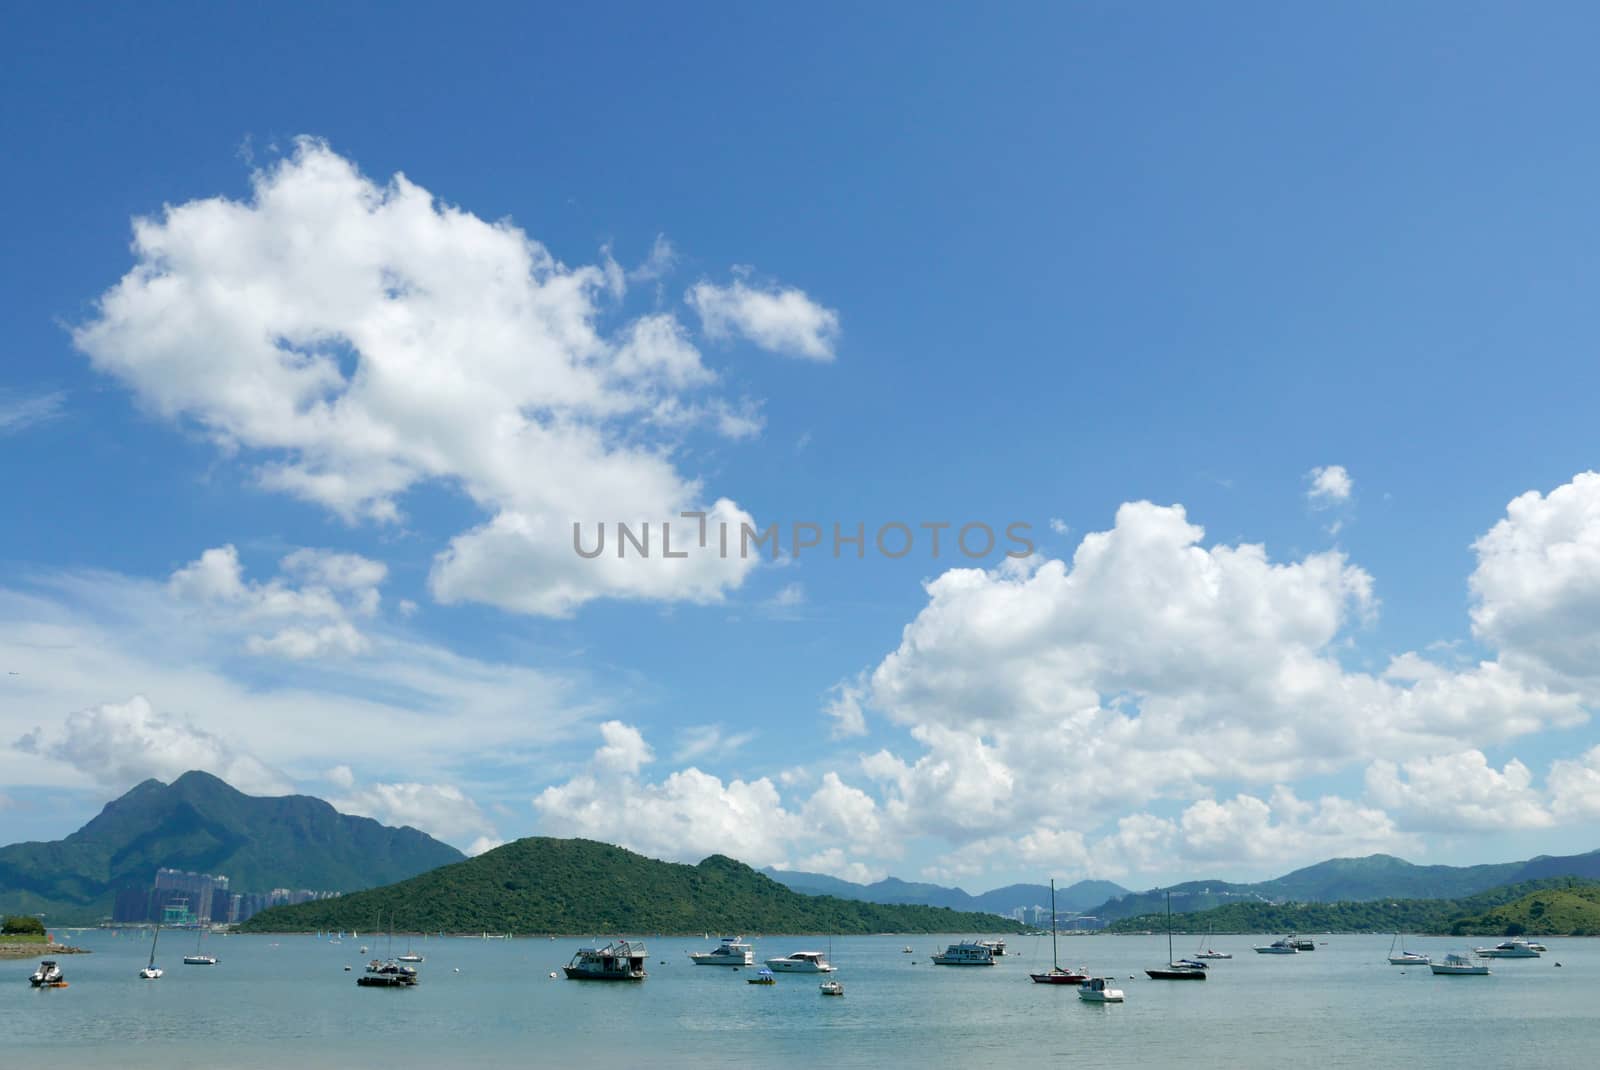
1078,976 -> 1124,1003
1525,941 -> 1548,952
29,960 -> 65,988
1430,953 -> 1490,976
1388,932 -> 1428,966
931,941 -> 996,966
564,940 -> 647,981
819,980 -> 845,996
1474,939 -> 1540,958
977,938 -> 1007,957
1253,937 -> 1298,954
764,951 -> 836,973
688,936 -> 754,966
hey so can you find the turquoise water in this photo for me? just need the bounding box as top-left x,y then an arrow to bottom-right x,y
8,931 -> 1595,1067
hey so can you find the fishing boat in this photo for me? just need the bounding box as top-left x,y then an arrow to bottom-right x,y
1474,939 -> 1540,958
1430,953 -> 1490,976
764,950 -> 836,973
1030,879 -> 1088,984
931,941 -> 996,966
819,980 -> 845,996
139,925 -> 163,979
1387,932 -> 1429,966
1078,976 -> 1124,1003
687,936 -> 754,966
564,940 -> 647,981
1145,893 -> 1207,980
183,928 -> 217,966
1194,924 -> 1231,959
747,967 -> 777,985
29,960 -> 66,988
1254,936 -> 1299,954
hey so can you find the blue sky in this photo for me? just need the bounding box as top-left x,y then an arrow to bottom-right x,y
5,2 -> 1600,891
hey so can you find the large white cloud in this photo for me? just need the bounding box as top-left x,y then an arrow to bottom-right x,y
72,139 -> 833,616
1365,751 -> 1552,832
1470,471 -> 1600,695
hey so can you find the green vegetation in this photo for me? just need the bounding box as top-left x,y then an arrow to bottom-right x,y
0,771 -> 464,925
1106,877 -> 1600,935
240,837 -> 1026,935
2,914 -> 46,935
1449,884 -> 1600,936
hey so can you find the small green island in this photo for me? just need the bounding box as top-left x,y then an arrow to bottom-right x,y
1105,877 -> 1600,937
239,837 -> 1024,935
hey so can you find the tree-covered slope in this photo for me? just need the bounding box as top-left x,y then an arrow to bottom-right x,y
1449,883 -> 1600,936
241,838 -> 1026,935
0,771 -> 464,923
1105,878 -> 1600,935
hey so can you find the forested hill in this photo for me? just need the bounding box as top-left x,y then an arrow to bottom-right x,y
1105,877 -> 1600,936
239,837 -> 1026,935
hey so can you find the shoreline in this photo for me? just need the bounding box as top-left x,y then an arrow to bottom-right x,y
0,941 -> 92,960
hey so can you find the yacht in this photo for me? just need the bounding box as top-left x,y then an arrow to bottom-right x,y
687,936 -> 754,966
1430,953 -> 1490,976
1253,937 -> 1299,954
183,928 -> 217,965
931,941 -> 996,966
139,925 -> 163,979
1078,976 -> 1125,1003
29,960 -> 65,988
764,950 -> 836,973
1474,939 -> 1541,958
564,940 -> 647,981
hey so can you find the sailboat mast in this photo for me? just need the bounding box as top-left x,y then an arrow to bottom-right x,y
1050,878 -> 1059,970
1166,891 -> 1173,964
149,924 -> 159,968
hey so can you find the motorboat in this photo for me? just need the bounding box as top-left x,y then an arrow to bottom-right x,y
1291,937 -> 1315,950
977,938 -> 1007,957
1146,893 -> 1207,980
564,940 -> 647,981
1388,932 -> 1428,966
1253,937 -> 1299,954
1030,878 -> 1088,984
902,946 -> 914,953
931,942 -> 996,966
1474,939 -> 1540,958
687,936 -> 754,966
819,980 -> 845,996
764,950 -> 836,973
747,967 -> 776,985
1526,941 -> 1549,952
29,960 -> 66,988
1430,953 -> 1490,976
1078,976 -> 1124,1003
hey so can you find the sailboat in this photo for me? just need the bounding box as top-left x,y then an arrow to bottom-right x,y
184,927 -> 218,965
139,925 -> 164,979
1029,878 -> 1087,984
1144,892 -> 1207,980
396,931 -> 424,964
1388,932 -> 1429,966
1194,924 -> 1231,960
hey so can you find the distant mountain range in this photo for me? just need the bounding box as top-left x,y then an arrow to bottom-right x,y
241,838 -> 1023,935
0,771 -> 465,924
1086,850 -> 1600,922
761,868 -> 1126,917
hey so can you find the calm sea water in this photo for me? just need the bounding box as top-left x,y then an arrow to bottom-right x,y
8,930 -> 1596,1067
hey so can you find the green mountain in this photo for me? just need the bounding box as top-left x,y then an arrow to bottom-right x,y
1105,877 -> 1600,935
1086,850 -> 1600,922
761,868 -> 1126,916
0,771 -> 465,924
1449,883 -> 1600,936
240,837 -> 1026,935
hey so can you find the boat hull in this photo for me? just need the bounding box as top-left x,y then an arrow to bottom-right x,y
563,967 -> 645,981
1429,965 -> 1490,975
765,960 -> 834,973
1029,971 -> 1088,984
1145,969 -> 1206,980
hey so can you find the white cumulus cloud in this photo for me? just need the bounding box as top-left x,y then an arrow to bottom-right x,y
687,276 -> 840,361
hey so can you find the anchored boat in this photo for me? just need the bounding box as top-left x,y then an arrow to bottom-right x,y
688,936 -> 754,966
564,940 -> 647,981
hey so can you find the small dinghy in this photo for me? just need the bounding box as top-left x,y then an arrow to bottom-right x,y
748,967 -> 776,985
